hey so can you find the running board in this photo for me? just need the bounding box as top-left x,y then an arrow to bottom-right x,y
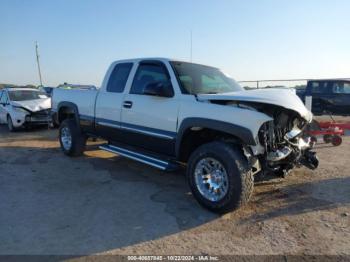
99,144 -> 178,171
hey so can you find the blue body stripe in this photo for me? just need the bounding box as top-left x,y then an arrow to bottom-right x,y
122,122 -> 176,138
79,114 -> 177,139
79,114 -> 95,121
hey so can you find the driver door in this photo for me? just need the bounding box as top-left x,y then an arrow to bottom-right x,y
120,61 -> 179,156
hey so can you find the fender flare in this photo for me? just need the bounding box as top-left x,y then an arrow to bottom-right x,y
175,117 -> 256,157
57,101 -> 80,128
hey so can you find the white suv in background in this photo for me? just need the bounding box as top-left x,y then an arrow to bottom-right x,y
0,88 -> 51,131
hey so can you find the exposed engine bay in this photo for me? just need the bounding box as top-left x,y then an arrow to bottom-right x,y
213,100 -> 319,177
253,103 -> 319,176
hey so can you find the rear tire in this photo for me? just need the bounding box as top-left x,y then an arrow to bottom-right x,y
59,119 -> 86,156
187,141 -> 254,214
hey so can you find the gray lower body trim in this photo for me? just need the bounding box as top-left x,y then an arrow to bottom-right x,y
99,144 -> 171,170
94,116 -> 176,140
97,121 -> 121,129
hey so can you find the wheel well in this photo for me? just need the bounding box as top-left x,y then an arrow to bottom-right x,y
178,128 -> 243,162
58,106 -> 76,124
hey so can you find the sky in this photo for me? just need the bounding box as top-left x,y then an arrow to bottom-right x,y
0,0 -> 349,87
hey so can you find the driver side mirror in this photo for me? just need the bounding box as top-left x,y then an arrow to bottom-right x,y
143,81 -> 174,98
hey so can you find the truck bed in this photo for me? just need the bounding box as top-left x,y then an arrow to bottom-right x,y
51,88 -> 98,118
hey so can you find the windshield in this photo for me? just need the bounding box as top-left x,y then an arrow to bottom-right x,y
8,90 -> 48,101
171,61 -> 243,95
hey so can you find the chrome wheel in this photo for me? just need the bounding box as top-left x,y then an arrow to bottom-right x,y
61,126 -> 72,150
194,157 -> 229,202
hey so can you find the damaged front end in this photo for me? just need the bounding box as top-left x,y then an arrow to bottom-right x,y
258,109 -> 319,176
197,88 -> 319,177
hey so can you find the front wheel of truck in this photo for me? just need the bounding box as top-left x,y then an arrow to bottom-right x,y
187,141 -> 254,214
59,119 -> 87,156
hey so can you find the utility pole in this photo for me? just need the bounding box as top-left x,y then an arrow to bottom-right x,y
35,41 -> 43,86
190,30 -> 193,62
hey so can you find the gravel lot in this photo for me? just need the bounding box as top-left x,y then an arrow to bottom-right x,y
0,122 -> 349,256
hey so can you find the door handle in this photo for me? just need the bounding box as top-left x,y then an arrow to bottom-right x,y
123,101 -> 133,109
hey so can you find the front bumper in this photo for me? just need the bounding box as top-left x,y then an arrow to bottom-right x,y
24,115 -> 51,125
263,136 -> 319,176
299,150 -> 319,170
12,109 -> 51,127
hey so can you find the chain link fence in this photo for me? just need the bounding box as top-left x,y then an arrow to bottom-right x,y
238,78 -> 350,90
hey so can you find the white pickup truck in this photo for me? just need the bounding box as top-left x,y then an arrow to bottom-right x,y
52,58 -> 318,213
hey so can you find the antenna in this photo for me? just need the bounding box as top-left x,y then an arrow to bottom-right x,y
190,30 -> 193,62
35,41 -> 43,86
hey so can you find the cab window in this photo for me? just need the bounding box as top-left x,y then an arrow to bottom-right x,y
106,63 -> 133,93
130,63 -> 171,95
311,82 -> 329,93
331,82 -> 350,94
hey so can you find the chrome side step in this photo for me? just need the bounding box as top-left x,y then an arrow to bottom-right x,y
99,144 -> 178,171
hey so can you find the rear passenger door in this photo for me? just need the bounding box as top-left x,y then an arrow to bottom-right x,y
95,62 -> 134,140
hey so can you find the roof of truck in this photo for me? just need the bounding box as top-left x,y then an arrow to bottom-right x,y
112,57 -> 178,63
111,57 -> 218,69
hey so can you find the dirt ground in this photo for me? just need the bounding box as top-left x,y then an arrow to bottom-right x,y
0,121 -> 349,256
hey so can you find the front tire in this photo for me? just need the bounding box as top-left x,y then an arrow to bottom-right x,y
59,119 -> 86,156
51,113 -> 60,128
7,115 -> 16,132
187,141 -> 254,214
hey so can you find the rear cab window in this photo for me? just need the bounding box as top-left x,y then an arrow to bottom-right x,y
106,63 -> 133,93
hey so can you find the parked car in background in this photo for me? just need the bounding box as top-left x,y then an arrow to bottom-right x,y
51,58 -> 318,213
297,79 -> 350,116
0,88 -> 51,131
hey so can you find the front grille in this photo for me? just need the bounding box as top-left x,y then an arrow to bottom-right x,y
27,109 -> 51,123
31,109 -> 50,117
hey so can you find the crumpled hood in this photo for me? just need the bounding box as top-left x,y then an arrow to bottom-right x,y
11,98 -> 51,112
197,88 -> 312,122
